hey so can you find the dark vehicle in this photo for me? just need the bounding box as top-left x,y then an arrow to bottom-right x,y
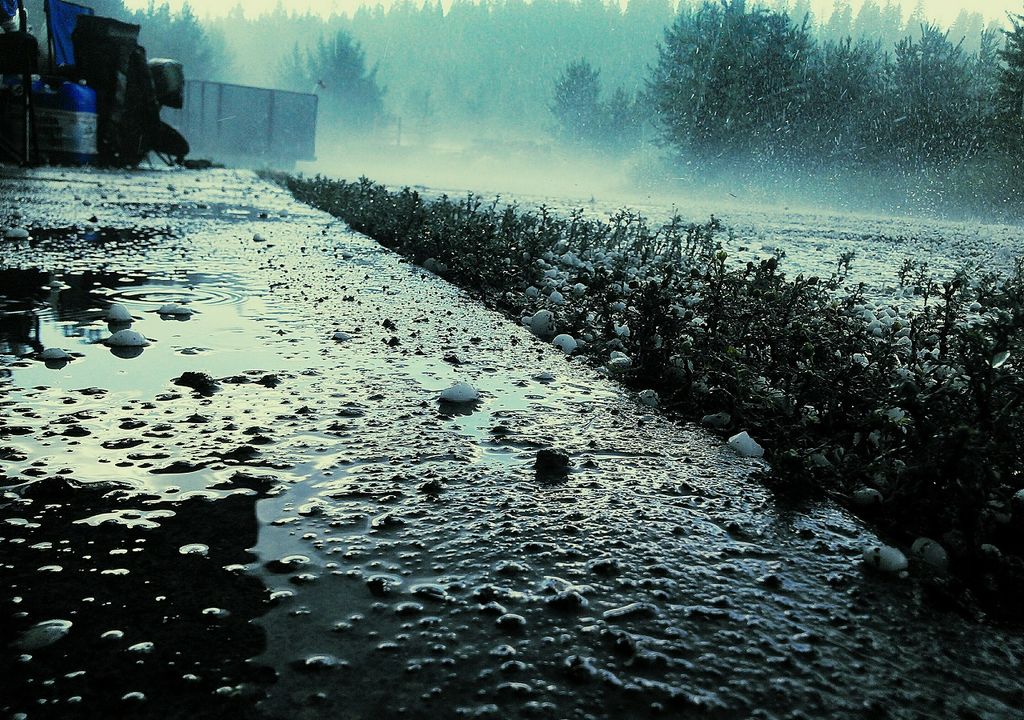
0,0 -> 186,167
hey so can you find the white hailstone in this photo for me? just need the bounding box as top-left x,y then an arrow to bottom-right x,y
701,412 -> 731,429
607,351 -> 631,370
106,329 -> 149,347
332,331 -> 352,342
851,487 -> 883,507
1012,488 -> 1024,511
852,353 -> 869,367
439,382 -> 480,403
526,286 -> 540,299
610,301 -> 626,312
614,324 -> 631,338
892,367 -> 913,382
885,407 -> 906,422
157,303 -> 194,316
809,453 -> 832,468
40,348 -> 71,361
548,290 -> 565,305
572,283 -> 587,297
980,543 -> 1002,559
529,310 -> 556,338
178,543 -> 210,556
4,226 -> 30,240
106,303 -> 133,323
638,389 -> 659,408
969,301 -> 983,312
252,233 -> 266,242
911,537 -> 948,571
727,431 -> 764,458
533,371 -> 555,382
552,334 -> 577,354
862,544 -> 908,573
14,619 -> 73,650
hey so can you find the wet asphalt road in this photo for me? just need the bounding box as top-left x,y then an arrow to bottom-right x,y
1,168 -> 1023,720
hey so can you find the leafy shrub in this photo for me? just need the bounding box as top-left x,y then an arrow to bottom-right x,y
268,171 -> 1024,611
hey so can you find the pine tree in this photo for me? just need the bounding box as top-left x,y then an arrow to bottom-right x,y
906,0 -> 926,35
649,0 -> 813,160
281,29 -> 386,130
887,23 -> 975,167
879,1 -> 904,49
996,13 -> 1024,191
999,13 -> 1024,126
800,37 -> 885,165
949,10 -> 985,55
601,87 -> 644,149
853,0 -> 883,41
791,0 -> 813,25
825,0 -> 853,42
551,60 -> 603,144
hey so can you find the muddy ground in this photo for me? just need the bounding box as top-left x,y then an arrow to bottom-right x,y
1,168 -> 1022,720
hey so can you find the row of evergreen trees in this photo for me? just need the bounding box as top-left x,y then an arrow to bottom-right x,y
552,5 -> 1022,169
19,0 -> 1024,205
209,0 -> 676,138
644,2 -> 1023,171
199,1 -> 1012,142
25,1 -> 1017,152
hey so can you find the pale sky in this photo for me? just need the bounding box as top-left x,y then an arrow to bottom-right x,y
124,0 -> 1023,26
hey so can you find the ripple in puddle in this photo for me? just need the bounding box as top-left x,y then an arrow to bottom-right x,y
1,268 -> 299,393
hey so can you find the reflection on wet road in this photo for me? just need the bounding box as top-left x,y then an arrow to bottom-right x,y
1,169 -> 1022,720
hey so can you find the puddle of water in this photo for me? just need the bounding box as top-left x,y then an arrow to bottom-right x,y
1,270 -> 301,395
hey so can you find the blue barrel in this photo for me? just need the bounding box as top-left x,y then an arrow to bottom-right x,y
31,79 -> 98,165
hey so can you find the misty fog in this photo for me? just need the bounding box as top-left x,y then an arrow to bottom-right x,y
180,0 -> 1017,221
19,0 -> 1023,216
16,0 -> 1024,217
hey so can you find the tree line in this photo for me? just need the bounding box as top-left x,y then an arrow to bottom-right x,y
24,1 -> 1015,147
18,0 -> 1024,208
639,2 -> 1024,205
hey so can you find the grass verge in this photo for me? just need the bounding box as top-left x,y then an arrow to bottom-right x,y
266,171 -> 1024,615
